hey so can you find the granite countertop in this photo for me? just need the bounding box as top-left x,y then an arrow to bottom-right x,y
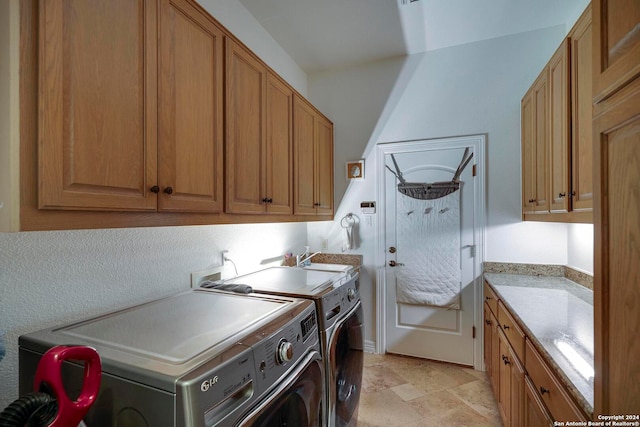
484,273 -> 594,418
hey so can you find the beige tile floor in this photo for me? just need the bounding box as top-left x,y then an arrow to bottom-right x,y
357,352 -> 503,427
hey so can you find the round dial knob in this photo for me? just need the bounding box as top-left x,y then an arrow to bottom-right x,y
277,340 -> 294,364
347,288 -> 356,302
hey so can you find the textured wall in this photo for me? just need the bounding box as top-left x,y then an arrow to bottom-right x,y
0,222 -> 306,408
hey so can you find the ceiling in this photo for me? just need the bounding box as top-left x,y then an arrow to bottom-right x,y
238,0 -> 587,74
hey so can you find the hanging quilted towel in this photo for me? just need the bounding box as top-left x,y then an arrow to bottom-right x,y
395,190 -> 462,309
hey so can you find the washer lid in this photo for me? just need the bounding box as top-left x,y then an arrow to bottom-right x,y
224,267 -> 346,296
54,289 -> 288,364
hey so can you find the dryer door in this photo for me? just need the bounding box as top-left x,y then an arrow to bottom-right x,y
329,301 -> 364,427
237,350 -> 324,427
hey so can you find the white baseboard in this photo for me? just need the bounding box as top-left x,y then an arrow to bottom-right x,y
364,339 -> 377,354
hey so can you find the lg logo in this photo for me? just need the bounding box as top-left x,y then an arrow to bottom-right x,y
200,376 -> 219,392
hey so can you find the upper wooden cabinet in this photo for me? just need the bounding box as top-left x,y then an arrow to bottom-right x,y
225,39 -> 294,215
158,0 -> 224,213
11,0 -> 333,230
521,69 -> 549,215
38,0 -> 158,211
592,0 -> 640,102
569,7 -> 594,212
39,0 -> 226,214
521,6 -> 593,223
549,39 -> 571,213
293,95 -> 334,216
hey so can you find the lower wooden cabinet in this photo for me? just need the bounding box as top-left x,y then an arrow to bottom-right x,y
484,281 -> 588,426
496,326 -> 525,427
525,376 -> 554,427
526,340 -> 587,422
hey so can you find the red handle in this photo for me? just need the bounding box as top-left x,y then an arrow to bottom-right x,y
33,346 -> 101,427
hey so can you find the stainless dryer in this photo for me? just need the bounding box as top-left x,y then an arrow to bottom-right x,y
19,288 -> 324,426
222,267 -> 364,427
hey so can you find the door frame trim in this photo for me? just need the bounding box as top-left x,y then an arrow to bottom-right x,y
375,134 -> 486,370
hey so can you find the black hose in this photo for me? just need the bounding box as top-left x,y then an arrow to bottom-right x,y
0,392 -> 57,427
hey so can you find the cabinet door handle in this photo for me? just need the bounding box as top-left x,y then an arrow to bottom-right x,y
528,198 -> 536,203
558,192 -> 566,198
261,198 -> 268,203
502,355 -> 510,365
150,185 -> 160,194
540,386 -> 549,395
485,296 -> 492,301
314,202 -> 321,206
503,324 -> 510,330
485,319 -> 492,325
164,187 -> 173,195
267,198 -> 273,203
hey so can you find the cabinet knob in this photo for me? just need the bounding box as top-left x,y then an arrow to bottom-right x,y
267,198 -> 273,203
314,202 -> 321,206
569,191 -> 576,198
528,198 -> 536,203
503,324 -> 510,330
502,355 -> 510,365
164,187 -> 174,195
485,319 -> 492,325
485,296 -> 492,301
540,386 -> 549,395
150,185 -> 160,194
261,198 -> 268,203
558,192 -> 566,198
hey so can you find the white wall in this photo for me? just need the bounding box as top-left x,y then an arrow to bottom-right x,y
307,26 -> 586,345
567,223 -> 594,273
0,0 -> 308,409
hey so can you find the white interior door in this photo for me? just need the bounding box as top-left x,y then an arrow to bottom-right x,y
380,137 -> 483,366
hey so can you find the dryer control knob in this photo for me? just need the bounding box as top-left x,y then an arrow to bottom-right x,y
277,340 -> 294,364
347,288 -> 356,302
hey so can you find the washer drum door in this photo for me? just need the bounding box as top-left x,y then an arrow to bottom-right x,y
330,301 -> 364,427
237,350 -> 324,427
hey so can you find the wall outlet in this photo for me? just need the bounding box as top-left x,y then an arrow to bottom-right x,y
321,239 -> 329,250
191,266 -> 224,288
221,250 -> 229,265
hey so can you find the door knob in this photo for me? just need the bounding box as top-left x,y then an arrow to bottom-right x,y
389,246 -> 396,253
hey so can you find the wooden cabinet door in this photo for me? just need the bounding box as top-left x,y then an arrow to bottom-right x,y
548,39 -> 571,213
497,329 -> 511,426
532,70 -> 550,213
293,95 -> 317,215
509,345 -> 525,427
521,90 -> 536,214
593,0 -> 640,102
38,0 -> 157,211
570,5 -> 594,212
593,76 -> 640,417
525,376 -> 554,427
158,0 -> 224,212
265,74 -> 293,215
226,39 -> 267,214
484,304 -> 500,396
315,115 -> 334,216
